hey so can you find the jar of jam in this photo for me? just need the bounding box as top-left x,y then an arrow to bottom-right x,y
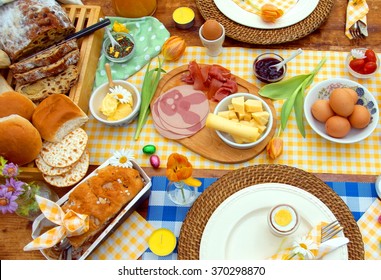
253,53 -> 287,83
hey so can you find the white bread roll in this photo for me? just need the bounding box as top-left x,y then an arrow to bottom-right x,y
0,91 -> 36,120
0,114 -> 42,165
32,94 -> 89,143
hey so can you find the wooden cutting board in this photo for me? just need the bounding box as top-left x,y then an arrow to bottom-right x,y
150,65 -> 277,163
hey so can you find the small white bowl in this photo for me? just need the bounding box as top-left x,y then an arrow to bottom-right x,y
102,32 -> 136,63
345,48 -> 379,79
304,78 -> 379,144
89,80 -> 141,127
213,93 -> 273,149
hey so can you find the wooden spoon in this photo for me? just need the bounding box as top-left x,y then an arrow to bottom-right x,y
105,63 -> 115,90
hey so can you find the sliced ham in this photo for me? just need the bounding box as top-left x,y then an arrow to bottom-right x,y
181,60 -> 238,101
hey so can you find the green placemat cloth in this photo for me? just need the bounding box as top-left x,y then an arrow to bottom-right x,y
94,16 -> 170,88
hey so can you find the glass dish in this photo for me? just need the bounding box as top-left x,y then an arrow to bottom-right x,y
103,32 -> 136,63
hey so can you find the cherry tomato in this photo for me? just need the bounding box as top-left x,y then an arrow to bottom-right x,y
363,61 -> 377,74
365,49 -> 377,63
349,58 -> 365,72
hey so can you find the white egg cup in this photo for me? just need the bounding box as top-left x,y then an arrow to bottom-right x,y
199,22 -> 225,57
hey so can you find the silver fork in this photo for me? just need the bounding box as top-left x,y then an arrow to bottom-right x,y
349,21 -> 364,39
321,220 -> 344,243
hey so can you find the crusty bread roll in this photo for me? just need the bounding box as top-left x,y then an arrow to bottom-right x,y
0,91 -> 36,120
0,114 -> 42,165
32,94 -> 89,143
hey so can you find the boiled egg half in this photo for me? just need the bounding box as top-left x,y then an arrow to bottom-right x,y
268,204 -> 300,236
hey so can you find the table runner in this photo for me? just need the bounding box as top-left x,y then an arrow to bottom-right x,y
84,47 -> 381,175
142,176 -> 378,260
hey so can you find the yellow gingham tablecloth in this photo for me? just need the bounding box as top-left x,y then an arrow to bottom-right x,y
84,47 -> 381,175
357,198 -> 381,260
232,0 -> 297,15
87,211 -> 154,260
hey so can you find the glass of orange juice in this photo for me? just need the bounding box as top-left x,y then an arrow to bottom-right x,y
112,0 -> 157,18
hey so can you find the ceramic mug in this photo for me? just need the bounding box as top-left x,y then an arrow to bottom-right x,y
199,22 -> 225,57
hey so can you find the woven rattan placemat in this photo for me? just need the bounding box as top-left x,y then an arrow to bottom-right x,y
178,164 -> 364,260
195,0 -> 334,44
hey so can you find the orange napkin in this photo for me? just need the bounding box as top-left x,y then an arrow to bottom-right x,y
24,195 -> 89,251
357,199 -> 381,259
269,222 -> 349,260
345,0 -> 369,39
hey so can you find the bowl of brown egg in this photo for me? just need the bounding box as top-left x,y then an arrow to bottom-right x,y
304,78 -> 378,144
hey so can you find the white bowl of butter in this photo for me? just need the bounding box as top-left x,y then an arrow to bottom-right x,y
89,80 -> 141,127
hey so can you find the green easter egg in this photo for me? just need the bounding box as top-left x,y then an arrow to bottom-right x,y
142,144 -> 156,155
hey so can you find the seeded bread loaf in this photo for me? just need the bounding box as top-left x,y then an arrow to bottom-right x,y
0,0 -> 75,62
13,49 -> 80,85
15,64 -> 79,102
9,39 -> 78,74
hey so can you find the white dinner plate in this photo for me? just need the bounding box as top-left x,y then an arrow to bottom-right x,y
199,183 -> 348,260
213,0 -> 320,29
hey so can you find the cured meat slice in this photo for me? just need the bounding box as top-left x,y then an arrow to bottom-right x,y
151,85 -> 210,140
157,85 -> 209,129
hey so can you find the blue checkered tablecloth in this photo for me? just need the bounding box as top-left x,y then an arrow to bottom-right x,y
142,176 -> 378,260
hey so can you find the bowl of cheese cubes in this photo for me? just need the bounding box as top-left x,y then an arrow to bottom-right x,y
207,93 -> 273,149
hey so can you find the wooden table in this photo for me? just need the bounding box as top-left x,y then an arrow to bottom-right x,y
1,0 -> 380,260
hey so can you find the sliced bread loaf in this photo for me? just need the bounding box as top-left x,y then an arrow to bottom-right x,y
13,49 -> 80,85
15,65 -> 79,102
10,40 -> 79,74
32,95 -> 89,143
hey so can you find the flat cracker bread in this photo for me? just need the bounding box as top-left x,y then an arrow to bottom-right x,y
35,153 -> 72,176
43,150 -> 89,187
41,127 -> 88,168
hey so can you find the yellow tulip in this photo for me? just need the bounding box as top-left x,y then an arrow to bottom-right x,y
266,137 -> 283,159
161,36 -> 186,61
166,153 -> 201,187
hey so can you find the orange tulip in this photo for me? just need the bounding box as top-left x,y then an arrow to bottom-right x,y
161,36 -> 186,61
266,137 -> 283,159
260,4 -> 284,23
166,153 -> 201,187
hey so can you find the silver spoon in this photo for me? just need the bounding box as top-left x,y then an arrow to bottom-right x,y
270,48 -> 303,72
100,18 -> 121,48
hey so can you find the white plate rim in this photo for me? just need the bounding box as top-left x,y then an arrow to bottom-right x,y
213,0 -> 320,29
199,182 -> 348,260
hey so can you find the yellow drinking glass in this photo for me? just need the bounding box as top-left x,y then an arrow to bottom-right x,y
112,0 -> 157,18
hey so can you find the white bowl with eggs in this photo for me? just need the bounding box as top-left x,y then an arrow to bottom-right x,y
89,80 -> 141,127
304,78 -> 378,144
211,93 -> 273,149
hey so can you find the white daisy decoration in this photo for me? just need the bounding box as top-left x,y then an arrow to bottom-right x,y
110,85 -> 133,104
351,48 -> 366,59
110,149 -> 135,168
290,236 -> 318,260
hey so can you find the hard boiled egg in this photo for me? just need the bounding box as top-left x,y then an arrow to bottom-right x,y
201,19 -> 223,40
268,204 -> 300,236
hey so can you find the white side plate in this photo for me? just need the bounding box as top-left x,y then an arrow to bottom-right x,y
213,0 -> 319,29
200,183 -> 348,260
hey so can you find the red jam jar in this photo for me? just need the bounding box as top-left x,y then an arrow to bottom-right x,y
253,53 -> 287,83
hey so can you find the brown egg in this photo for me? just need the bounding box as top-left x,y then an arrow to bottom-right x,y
342,88 -> 358,104
311,99 -> 335,123
329,88 -> 355,117
201,19 -> 223,40
325,115 -> 351,138
348,105 -> 371,129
